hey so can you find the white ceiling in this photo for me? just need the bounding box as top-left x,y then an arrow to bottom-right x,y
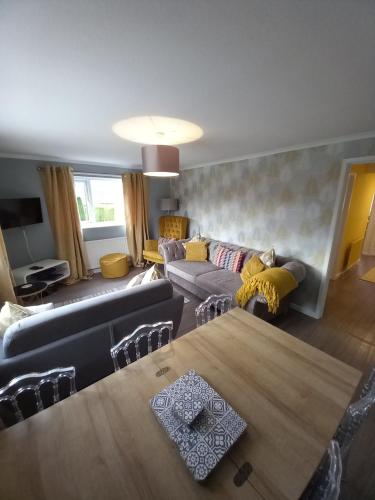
1,0 -> 374,169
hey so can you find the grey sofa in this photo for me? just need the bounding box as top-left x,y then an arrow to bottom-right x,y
0,279 -> 183,391
161,239 -> 306,321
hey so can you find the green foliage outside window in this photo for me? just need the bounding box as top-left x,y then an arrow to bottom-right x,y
95,206 -> 115,222
77,197 -> 88,221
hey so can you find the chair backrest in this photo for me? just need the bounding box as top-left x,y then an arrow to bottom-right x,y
0,367 -> 76,426
195,294 -> 232,327
159,215 -> 188,240
303,440 -> 342,500
334,368 -> 375,456
110,321 -> 173,371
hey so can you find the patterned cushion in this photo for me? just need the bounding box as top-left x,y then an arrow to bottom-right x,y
213,245 -> 246,272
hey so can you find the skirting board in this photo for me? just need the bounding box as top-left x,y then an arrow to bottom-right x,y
331,258 -> 360,281
290,302 -> 320,319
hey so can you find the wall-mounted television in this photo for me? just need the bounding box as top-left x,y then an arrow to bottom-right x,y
0,198 -> 43,229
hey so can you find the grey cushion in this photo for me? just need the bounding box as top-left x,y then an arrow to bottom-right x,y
195,269 -> 242,297
3,279 -> 174,357
166,260 -> 219,284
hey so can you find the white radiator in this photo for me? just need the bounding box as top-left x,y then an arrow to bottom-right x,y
84,237 -> 129,270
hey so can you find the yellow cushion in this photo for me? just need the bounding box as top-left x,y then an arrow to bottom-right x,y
185,241 -> 207,262
143,250 -> 164,264
240,255 -> 266,282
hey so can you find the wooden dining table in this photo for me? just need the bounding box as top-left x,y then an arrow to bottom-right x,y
0,307 -> 362,500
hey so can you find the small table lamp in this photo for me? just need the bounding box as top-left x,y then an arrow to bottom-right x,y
160,198 -> 178,214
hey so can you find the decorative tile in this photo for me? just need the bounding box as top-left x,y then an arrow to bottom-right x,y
157,406 -> 182,435
207,395 -> 230,419
151,388 -> 171,415
191,408 -> 216,436
173,390 -> 203,425
185,442 -> 219,481
150,369 -> 247,481
220,408 -> 248,440
171,424 -> 199,455
204,423 -> 235,460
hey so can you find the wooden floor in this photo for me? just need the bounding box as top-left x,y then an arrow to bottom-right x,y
177,257 -> 375,500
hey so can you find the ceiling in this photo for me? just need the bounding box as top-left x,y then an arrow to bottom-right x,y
1,0 -> 374,169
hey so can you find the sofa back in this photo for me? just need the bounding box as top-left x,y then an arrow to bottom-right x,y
206,239 -> 291,267
0,280 -> 184,391
3,279 -> 174,358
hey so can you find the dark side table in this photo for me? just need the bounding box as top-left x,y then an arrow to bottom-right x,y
14,282 -> 48,303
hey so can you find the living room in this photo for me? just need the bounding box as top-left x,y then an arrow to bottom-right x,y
0,1 -> 375,499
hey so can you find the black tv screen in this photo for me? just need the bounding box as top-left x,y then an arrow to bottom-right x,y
0,198 -> 43,229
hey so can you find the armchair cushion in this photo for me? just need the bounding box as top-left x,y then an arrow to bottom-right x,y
143,250 -> 164,264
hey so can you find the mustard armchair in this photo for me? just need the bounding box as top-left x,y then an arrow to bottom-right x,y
143,215 -> 188,265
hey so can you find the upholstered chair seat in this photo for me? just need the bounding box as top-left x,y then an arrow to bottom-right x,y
143,215 -> 188,265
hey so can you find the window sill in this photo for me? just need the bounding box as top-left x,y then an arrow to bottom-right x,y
81,223 -> 125,230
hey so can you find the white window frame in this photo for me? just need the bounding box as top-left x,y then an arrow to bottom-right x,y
74,174 -> 125,229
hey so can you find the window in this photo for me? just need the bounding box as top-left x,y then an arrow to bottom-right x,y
74,176 -> 125,228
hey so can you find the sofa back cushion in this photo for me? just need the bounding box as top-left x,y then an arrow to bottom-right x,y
3,279 -> 173,358
207,239 -> 251,264
212,245 -> 247,272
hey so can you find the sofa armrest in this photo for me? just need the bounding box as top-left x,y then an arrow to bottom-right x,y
144,239 -> 158,252
281,261 -> 306,283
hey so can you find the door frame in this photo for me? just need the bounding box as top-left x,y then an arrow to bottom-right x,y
316,155 -> 375,318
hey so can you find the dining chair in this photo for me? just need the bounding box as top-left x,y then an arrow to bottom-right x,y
360,367 -> 375,398
0,366 -> 76,427
110,321 -> 173,371
302,440 -> 342,500
334,367 -> 375,458
195,294 -> 232,327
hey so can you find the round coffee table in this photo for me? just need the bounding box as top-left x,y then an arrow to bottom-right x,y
14,281 -> 48,302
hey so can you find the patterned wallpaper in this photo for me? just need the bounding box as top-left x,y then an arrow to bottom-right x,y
172,138 -> 375,315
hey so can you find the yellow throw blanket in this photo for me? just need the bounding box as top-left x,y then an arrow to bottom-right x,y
236,267 -> 298,314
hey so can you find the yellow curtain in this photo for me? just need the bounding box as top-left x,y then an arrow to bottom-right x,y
122,173 -> 150,266
39,165 -> 89,283
0,227 -> 16,303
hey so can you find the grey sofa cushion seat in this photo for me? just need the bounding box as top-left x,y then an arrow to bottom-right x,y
166,260 -> 219,284
3,279 -> 174,358
196,269 -> 242,298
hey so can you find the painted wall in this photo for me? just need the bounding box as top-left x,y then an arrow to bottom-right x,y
334,165 -> 375,274
0,158 -> 168,268
172,138 -> 375,316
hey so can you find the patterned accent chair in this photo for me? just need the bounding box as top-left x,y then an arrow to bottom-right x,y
143,215 -> 188,265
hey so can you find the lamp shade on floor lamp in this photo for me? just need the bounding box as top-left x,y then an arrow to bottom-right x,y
160,198 -> 178,211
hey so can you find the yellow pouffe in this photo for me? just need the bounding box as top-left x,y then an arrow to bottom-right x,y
100,253 -> 129,278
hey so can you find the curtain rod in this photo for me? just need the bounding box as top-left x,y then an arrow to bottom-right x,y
37,166 -> 136,178
73,172 -> 122,179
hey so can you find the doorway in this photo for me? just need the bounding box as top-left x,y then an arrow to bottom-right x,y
332,163 -> 375,280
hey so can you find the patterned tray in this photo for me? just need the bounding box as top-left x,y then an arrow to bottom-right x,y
150,369 -> 247,481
